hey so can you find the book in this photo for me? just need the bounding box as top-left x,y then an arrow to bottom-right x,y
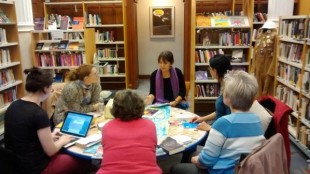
75,134 -> 101,148
59,16 -> 69,30
211,16 -> 229,27
42,42 -> 51,51
57,40 -> 69,49
143,107 -> 161,119
34,17 -> 45,30
83,143 -> 103,158
49,42 -> 58,50
72,17 -> 84,30
158,136 -> 185,155
67,42 -> 79,50
35,43 -> 44,50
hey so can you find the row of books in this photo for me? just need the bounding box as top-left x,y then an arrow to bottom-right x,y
97,48 -> 118,59
298,126 -> 310,148
195,84 -> 220,98
35,41 -> 84,51
0,9 -> 10,23
277,63 -> 301,87
0,87 -> 16,109
98,63 -> 119,75
219,31 -> 251,46
63,32 -> 84,40
0,28 -> 7,43
307,20 -> 310,39
95,30 -> 115,43
0,69 -> 15,88
87,14 -> 102,26
279,42 -> 303,63
280,18 -> 305,40
253,12 -> 267,22
34,16 -> 85,31
0,48 -> 11,66
275,85 -> 299,112
195,49 -> 223,63
34,53 -> 85,67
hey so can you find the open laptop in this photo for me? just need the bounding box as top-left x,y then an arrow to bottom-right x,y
60,111 -> 94,147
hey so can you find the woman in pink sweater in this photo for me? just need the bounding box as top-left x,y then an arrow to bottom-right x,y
97,90 -> 162,174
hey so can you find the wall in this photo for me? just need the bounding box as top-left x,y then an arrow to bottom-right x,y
137,0 -> 184,76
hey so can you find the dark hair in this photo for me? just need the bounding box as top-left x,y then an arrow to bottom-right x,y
67,64 -> 94,81
209,54 -> 232,81
158,50 -> 174,64
111,90 -> 145,121
24,67 -> 53,93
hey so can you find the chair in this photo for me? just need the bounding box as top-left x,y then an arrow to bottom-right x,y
258,95 -> 292,168
235,133 -> 288,174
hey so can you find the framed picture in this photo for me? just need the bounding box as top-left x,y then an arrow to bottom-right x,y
150,6 -> 174,38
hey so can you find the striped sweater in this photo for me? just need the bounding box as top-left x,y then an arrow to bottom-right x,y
199,112 -> 265,174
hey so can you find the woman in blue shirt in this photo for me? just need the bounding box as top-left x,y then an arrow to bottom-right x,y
192,54 -> 232,131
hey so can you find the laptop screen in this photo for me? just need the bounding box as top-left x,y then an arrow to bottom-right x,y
60,111 -> 93,137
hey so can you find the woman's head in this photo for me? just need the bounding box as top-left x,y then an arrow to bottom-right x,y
24,67 -> 53,94
67,64 -> 98,84
158,51 -> 174,72
111,90 -> 145,121
209,54 -> 232,81
223,70 -> 258,111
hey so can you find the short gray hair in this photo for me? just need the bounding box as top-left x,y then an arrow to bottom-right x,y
223,70 -> 258,111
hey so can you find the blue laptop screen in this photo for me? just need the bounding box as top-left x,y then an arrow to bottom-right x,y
61,112 -> 93,137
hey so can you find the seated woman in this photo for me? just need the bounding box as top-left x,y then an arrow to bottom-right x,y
144,50 -> 188,109
97,90 -> 162,174
171,71 -> 265,174
4,68 -> 90,174
53,64 -> 101,125
192,54 -> 232,131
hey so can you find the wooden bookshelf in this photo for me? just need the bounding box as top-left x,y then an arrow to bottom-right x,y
275,15 -> 310,157
0,1 -> 24,137
31,0 -> 138,89
188,0 -> 254,112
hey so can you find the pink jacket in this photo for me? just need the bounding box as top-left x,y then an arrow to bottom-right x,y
236,133 -> 288,174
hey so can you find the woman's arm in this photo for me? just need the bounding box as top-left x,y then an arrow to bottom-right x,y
37,127 -> 74,156
145,70 -> 157,105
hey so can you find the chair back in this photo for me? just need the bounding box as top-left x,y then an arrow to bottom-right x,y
236,133 -> 288,174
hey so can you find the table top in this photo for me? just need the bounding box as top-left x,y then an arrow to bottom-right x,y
63,107 -> 207,160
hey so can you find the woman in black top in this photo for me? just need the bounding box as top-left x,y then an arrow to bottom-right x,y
4,68 -> 89,174
145,51 -> 187,109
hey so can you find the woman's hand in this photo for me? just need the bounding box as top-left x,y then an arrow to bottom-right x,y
92,103 -> 99,111
191,156 -> 206,169
144,95 -> 154,105
191,116 -> 204,123
51,130 -> 61,141
58,134 -> 76,146
169,100 -> 178,107
197,122 -> 211,131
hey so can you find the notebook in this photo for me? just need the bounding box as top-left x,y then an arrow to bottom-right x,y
60,111 -> 94,138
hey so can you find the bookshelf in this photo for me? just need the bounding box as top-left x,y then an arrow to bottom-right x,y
0,1 -> 24,139
274,15 -> 310,158
84,1 -> 126,90
189,0 -> 253,112
31,0 -> 138,89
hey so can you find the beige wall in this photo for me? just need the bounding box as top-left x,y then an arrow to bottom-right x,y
18,31 -> 33,91
137,0 -> 184,75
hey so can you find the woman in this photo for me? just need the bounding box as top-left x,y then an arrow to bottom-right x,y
97,90 -> 162,174
53,64 -> 101,125
4,68 -> 88,174
144,50 -> 187,109
192,54 -> 232,131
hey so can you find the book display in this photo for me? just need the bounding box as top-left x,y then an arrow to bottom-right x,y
0,1 -> 24,139
274,15 -> 310,158
189,0 -> 253,112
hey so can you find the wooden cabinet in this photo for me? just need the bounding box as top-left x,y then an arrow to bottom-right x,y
31,0 -> 138,89
189,0 -> 253,112
274,15 -> 310,158
0,1 -> 24,138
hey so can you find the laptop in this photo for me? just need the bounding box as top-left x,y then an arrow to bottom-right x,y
60,111 -> 94,147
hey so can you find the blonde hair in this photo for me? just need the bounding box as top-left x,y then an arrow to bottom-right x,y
67,64 -> 94,81
223,70 -> 258,111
